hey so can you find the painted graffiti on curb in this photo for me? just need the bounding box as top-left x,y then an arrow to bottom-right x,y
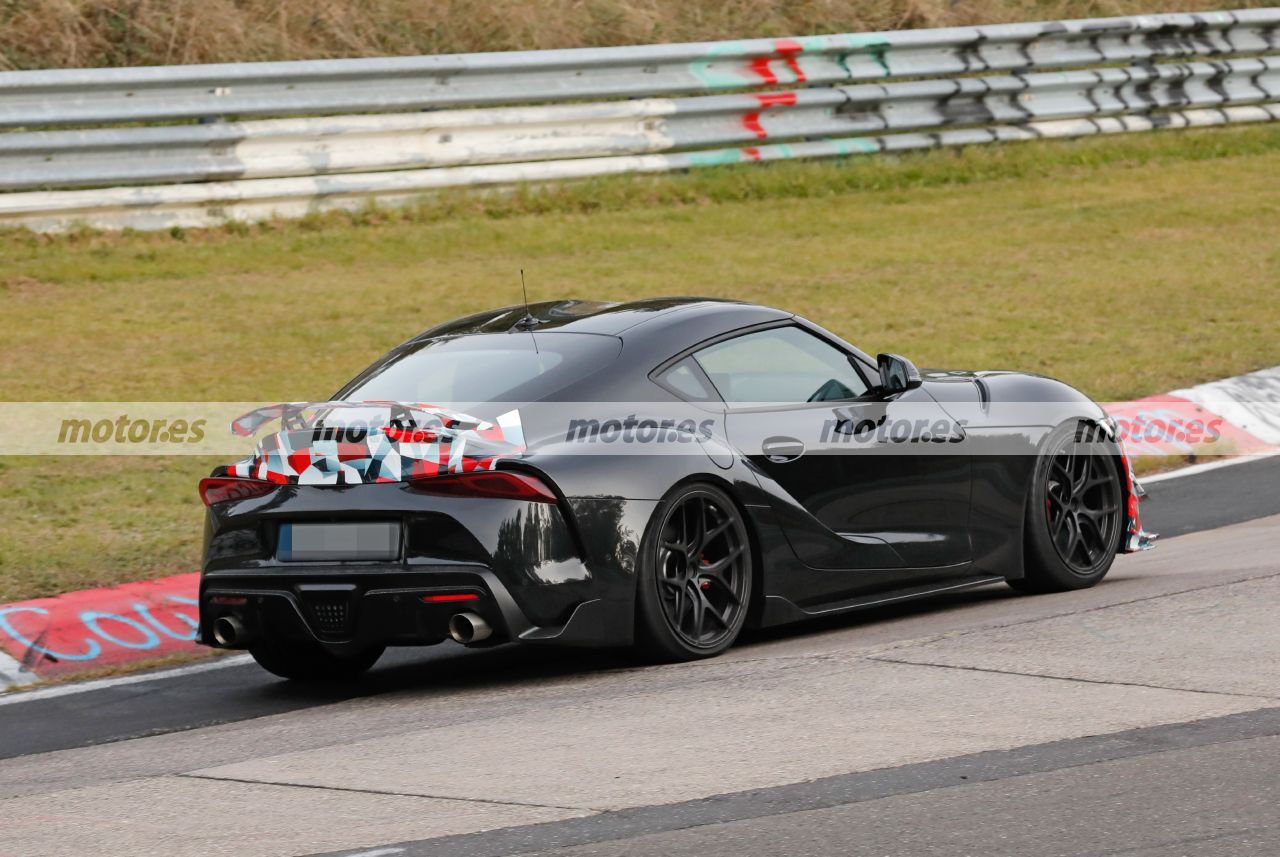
0,572 -> 200,682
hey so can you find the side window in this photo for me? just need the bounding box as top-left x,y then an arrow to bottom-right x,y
693,326 -> 868,405
654,357 -> 719,402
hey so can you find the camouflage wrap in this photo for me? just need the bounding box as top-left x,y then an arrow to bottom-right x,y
223,402 -> 525,485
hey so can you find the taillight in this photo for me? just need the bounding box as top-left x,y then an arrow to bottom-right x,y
409,470 -> 557,503
199,476 -> 279,507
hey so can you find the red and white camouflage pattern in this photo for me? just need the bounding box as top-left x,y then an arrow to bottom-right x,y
225,402 -> 525,485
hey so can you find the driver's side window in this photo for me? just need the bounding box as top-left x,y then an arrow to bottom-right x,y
693,326 -> 868,405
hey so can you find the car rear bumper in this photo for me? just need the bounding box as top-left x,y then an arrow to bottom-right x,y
199,482 -> 655,654
199,565 -> 630,655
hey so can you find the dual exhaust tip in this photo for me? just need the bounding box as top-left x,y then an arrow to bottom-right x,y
213,611 -> 492,648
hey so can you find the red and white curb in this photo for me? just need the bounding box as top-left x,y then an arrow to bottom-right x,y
1103,366 -> 1280,457
2,365 -> 1277,692
0,573 -> 202,689
1170,365 -> 1280,445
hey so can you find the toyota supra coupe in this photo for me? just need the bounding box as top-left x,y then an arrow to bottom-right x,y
199,298 -> 1152,679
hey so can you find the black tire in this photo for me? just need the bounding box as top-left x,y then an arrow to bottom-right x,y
249,641 -> 384,682
635,482 -> 753,662
1013,421 -> 1123,594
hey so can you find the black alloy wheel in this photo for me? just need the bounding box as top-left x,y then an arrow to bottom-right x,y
1014,421 -> 1123,593
636,483 -> 752,660
1044,438 -> 1122,572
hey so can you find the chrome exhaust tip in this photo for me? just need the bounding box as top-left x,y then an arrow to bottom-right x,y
212,615 -> 251,648
448,612 -> 492,645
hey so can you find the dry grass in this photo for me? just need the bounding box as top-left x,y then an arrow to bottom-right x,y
0,0 -> 1274,69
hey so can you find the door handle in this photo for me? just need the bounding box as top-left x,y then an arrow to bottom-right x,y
762,436 -> 805,463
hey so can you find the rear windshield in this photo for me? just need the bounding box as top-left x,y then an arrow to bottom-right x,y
338,332 -> 621,404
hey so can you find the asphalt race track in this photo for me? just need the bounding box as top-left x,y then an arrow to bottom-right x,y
1,456 -> 1278,856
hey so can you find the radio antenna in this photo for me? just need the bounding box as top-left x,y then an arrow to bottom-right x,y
514,268 -> 540,352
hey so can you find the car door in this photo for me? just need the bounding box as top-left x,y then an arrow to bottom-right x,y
690,324 -> 972,571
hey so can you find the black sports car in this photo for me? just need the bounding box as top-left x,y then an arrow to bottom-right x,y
199,298 -> 1152,679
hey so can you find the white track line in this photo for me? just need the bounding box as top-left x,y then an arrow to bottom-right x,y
1139,449 -> 1280,484
0,654 -> 252,706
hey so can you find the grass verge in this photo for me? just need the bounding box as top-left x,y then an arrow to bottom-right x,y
1,124 -> 1278,602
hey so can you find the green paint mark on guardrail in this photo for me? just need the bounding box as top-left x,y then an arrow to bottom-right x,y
686,149 -> 744,166
823,34 -> 893,80
831,137 -> 882,155
689,42 -> 753,90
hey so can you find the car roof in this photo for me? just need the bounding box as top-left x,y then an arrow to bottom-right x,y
407,297 -> 792,342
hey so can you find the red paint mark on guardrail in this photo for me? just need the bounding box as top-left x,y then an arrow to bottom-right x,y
748,40 -> 807,86
743,92 -> 798,139
0,572 -> 201,680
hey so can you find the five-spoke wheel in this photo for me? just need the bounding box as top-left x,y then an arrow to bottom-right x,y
637,483 -> 752,660
1044,439 -> 1122,572
1015,421 -> 1123,593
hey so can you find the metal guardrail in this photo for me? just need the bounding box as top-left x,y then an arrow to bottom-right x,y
1,9 -> 1278,231
5,58 -> 1279,190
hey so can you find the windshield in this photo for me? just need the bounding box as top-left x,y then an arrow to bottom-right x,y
338,332 -> 622,404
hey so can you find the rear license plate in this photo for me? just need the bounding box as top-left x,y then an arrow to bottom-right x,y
278,522 -> 400,562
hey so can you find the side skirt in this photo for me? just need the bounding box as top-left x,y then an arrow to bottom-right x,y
759,574 -> 1007,626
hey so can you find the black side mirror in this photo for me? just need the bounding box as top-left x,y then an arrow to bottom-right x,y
877,353 -> 923,395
